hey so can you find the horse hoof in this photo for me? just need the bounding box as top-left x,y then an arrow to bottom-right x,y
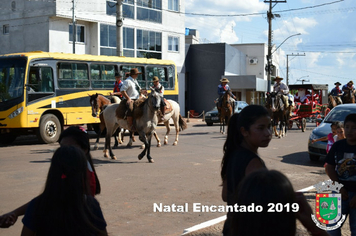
111,156 -> 117,160
138,154 -> 144,160
173,142 -> 177,146
164,141 -> 168,145
149,159 -> 154,163
157,143 -> 161,147
140,144 -> 145,149
94,145 -> 99,150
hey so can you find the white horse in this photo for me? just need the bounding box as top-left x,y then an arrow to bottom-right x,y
102,89 -> 161,162
155,99 -> 187,146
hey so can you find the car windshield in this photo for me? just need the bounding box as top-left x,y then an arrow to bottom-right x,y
324,106 -> 356,123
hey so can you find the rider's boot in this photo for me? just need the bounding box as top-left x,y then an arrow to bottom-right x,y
127,116 -> 136,132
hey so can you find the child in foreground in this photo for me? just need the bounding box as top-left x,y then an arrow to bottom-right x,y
325,113 -> 356,236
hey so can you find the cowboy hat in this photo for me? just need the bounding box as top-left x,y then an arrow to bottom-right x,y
130,68 -> 142,75
152,76 -> 159,82
334,82 -> 342,86
220,78 -> 229,83
274,76 -> 283,81
115,71 -> 124,77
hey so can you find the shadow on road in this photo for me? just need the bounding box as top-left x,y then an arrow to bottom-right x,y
279,151 -> 324,167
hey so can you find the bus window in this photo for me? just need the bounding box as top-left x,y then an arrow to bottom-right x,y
28,67 -> 54,93
90,64 -> 117,89
120,65 -> 145,89
58,62 -> 89,88
146,66 -> 174,90
167,66 -> 175,89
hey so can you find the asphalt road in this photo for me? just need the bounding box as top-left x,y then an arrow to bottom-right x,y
0,119 -> 328,236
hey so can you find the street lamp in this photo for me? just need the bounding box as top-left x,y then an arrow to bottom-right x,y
267,33 -> 301,92
272,33 -> 301,54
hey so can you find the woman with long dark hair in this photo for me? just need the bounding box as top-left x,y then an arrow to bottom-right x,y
220,105 -> 272,235
21,146 -> 107,236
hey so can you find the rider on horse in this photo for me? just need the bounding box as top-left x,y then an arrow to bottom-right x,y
110,71 -> 124,99
273,76 -> 294,109
151,76 -> 166,121
341,80 -> 355,103
217,78 -> 236,111
119,68 -> 142,132
330,82 -> 343,104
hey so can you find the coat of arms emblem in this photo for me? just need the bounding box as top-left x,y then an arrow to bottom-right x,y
311,180 -> 346,230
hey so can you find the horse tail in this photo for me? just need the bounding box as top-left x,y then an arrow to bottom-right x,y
178,114 -> 188,131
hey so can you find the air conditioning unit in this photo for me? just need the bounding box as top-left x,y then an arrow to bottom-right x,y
249,58 -> 258,65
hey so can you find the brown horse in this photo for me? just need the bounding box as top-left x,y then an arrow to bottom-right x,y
89,93 -> 129,150
218,91 -> 234,134
328,94 -> 343,109
342,89 -> 355,104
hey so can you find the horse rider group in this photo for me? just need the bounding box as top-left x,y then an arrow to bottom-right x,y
330,80 -> 355,104
115,68 -> 166,132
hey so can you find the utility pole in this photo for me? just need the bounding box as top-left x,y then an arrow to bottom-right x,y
286,53 -> 305,85
264,0 -> 286,93
72,0 -> 76,54
116,0 -> 123,56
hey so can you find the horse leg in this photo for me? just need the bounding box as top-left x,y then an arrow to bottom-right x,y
113,128 -> 119,148
273,119 -> 278,137
94,116 -> 106,150
146,132 -> 154,163
153,130 -> 161,147
94,129 -> 101,150
117,128 -> 123,144
138,131 -> 148,161
172,117 -> 179,146
126,131 -> 133,147
104,131 -> 116,160
164,121 -> 171,145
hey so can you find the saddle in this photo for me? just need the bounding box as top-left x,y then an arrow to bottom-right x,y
115,97 -> 147,120
162,99 -> 173,114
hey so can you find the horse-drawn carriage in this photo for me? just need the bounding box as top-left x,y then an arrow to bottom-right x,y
288,84 -> 329,131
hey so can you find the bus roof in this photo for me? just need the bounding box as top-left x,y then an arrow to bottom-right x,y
0,51 -> 176,66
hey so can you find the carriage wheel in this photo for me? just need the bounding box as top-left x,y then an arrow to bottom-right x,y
301,118 -> 307,132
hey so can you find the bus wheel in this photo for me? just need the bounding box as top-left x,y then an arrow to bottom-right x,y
37,114 -> 61,144
0,133 -> 17,145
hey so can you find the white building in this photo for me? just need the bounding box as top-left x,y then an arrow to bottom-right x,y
0,0 -> 186,111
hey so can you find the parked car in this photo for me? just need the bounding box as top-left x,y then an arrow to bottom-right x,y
205,101 -> 249,126
308,104 -> 356,161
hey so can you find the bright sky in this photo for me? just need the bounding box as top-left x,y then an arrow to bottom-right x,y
185,0 -> 356,91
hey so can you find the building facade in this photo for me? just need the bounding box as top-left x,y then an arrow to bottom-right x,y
0,0 -> 186,111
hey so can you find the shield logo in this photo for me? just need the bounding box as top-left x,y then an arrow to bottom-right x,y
315,193 -> 342,224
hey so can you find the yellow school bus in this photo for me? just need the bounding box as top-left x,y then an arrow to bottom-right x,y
0,51 -> 178,144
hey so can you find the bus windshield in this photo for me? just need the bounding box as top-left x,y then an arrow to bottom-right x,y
0,57 -> 27,102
